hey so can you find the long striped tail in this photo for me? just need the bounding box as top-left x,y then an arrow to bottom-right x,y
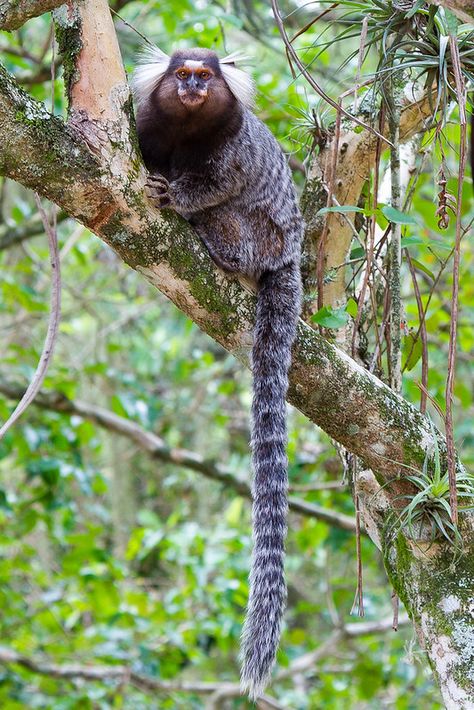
240,261 -> 301,699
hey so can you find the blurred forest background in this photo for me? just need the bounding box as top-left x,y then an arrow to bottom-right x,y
0,0 -> 473,708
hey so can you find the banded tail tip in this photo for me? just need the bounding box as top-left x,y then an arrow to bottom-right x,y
240,638 -> 275,701
240,667 -> 271,702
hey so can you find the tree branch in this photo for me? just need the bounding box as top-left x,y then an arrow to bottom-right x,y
0,377 -> 358,533
0,197 -> 61,440
0,615 -> 408,700
0,210 -> 68,251
0,0 -> 65,31
277,614 -> 409,680
0,644 -> 238,695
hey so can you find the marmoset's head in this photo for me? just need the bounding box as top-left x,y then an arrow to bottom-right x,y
133,47 -> 254,117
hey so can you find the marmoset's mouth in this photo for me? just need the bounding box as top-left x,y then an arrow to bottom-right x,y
179,91 -> 207,107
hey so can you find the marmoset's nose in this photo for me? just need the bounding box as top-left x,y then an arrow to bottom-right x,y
186,75 -> 198,90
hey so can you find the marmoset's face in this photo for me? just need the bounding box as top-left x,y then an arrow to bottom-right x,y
157,49 -> 232,113
173,60 -> 216,107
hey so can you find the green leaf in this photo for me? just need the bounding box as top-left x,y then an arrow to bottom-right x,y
381,205 -> 417,225
405,0 -> 426,18
401,235 -> 425,248
410,258 -> 435,280
26,458 -> 60,486
17,509 -> 38,536
317,206 -> 365,215
350,246 -> 366,260
311,306 -> 350,329
403,332 -> 423,371
225,497 -> 244,525
444,8 -> 459,36
110,394 -> 129,418
346,297 -> 358,318
0,489 -> 11,510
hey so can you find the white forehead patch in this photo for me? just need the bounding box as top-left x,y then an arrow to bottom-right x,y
184,60 -> 204,70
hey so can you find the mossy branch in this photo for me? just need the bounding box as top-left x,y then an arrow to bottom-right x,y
0,0 -> 65,31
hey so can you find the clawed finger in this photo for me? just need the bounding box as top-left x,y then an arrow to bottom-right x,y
145,188 -> 171,209
145,175 -> 169,195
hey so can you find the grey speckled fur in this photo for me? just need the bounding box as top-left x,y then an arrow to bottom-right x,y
134,49 -> 303,698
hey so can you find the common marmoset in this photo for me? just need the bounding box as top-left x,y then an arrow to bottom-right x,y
133,46 -> 303,698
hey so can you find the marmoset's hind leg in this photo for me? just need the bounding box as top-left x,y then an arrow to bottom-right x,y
192,210 -> 252,275
197,229 -> 242,272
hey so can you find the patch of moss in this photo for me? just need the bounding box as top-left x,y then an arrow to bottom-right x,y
300,176 -> 326,218
1,65 -> 101,192
124,95 -> 142,160
189,270 -> 238,333
54,14 -> 82,108
382,528 -> 414,615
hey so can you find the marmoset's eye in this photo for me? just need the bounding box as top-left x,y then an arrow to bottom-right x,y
176,70 -> 188,79
200,71 -> 211,80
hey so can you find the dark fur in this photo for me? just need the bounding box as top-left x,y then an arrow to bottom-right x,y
134,48 -> 303,698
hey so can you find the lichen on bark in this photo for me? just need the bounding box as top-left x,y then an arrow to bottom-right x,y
383,526 -> 474,709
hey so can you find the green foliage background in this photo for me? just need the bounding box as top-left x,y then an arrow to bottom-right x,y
0,1 -> 473,707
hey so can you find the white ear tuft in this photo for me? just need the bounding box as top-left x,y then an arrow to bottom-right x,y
132,44 -> 171,105
221,51 -> 252,65
220,55 -> 255,108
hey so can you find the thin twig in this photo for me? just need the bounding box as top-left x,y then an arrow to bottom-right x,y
109,7 -> 156,46
0,44 -> 39,62
289,481 -> 346,492
417,382 -> 445,420
0,197 -> 61,440
401,246 -> 455,376
387,86 -> 402,393
445,36 -> 468,525
405,252 -> 429,413
289,3 -> 339,44
350,491 -> 365,617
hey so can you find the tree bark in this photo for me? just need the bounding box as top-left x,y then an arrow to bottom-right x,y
0,0 -> 65,31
